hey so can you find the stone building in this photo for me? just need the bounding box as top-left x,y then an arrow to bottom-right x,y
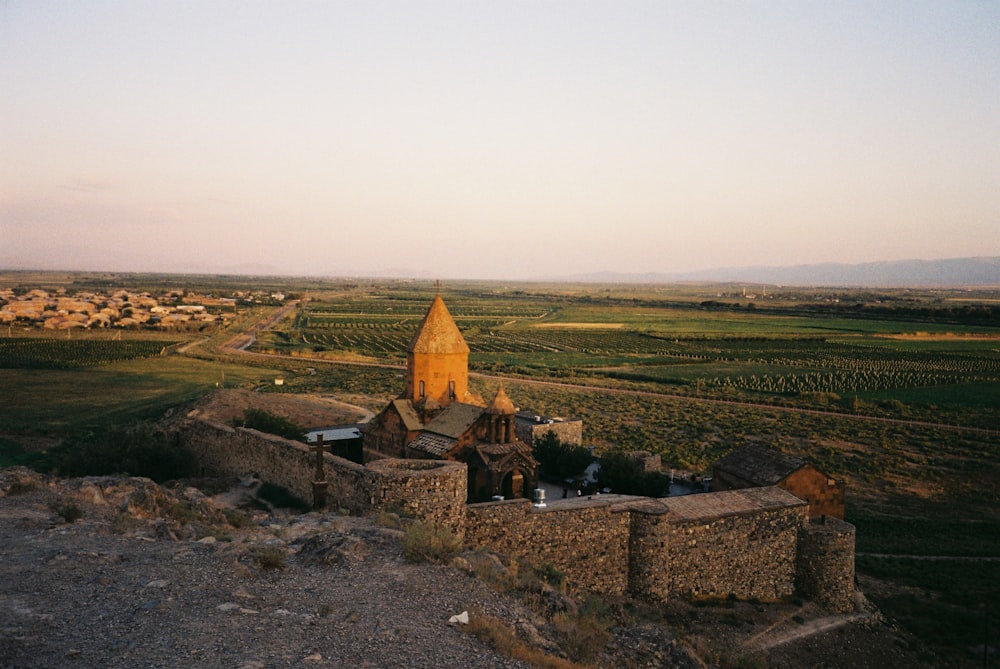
514,411 -> 583,447
711,443 -> 845,519
363,294 -> 538,503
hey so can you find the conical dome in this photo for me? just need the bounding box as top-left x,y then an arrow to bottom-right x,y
486,384 -> 516,415
408,295 -> 470,355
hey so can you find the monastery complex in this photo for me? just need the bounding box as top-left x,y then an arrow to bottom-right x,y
177,293 -> 858,614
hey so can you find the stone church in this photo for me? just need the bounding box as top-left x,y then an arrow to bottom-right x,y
363,293 -> 538,503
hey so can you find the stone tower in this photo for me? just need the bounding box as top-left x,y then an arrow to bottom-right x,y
404,294 -> 472,409
485,384 -> 516,443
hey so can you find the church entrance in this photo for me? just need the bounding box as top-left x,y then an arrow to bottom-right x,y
468,466 -> 489,503
502,469 -> 525,500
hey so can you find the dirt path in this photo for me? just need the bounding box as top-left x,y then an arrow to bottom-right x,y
745,612 -> 874,652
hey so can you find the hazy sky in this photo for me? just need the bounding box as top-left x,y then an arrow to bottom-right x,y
2,1 -> 998,280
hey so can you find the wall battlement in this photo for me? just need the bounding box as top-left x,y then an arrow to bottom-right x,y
177,417 -> 855,613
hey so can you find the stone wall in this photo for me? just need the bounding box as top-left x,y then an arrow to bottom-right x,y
178,418 -> 856,612
178,419 -> 464,526
180,419 -> 317,504
782,467 -> 846,519
465,497 -> 630,595
514,416 -> 583,447
366,459 -> 467,536
796,516 -> 856,613
627,488 -> 809,603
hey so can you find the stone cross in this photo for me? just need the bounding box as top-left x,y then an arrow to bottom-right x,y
310,434 -> 328,510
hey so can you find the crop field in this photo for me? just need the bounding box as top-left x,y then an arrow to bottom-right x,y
0,337 -> 179,369
256,284 -> 1000,432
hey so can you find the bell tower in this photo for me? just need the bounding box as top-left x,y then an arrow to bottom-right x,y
404,293 -> 471,408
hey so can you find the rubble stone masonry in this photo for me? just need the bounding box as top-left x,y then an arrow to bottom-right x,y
796,515 -> 856,613
626,488 -> 809,603
178,418 -> 855,612
465,497 -> 631,595
179,419 -> 465,530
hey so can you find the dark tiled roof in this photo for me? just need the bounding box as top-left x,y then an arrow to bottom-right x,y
665,486 -> 806,521
714,444 -> 805,486
391,399 -> 424,432
408,432 -> 456,457
424,402 -> 483,439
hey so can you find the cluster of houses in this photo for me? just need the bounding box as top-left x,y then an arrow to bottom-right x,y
0,287 -> 269,330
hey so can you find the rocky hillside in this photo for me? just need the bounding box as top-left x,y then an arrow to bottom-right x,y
0,468 -> 932,668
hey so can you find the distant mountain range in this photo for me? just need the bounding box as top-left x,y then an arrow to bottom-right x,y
551,257 -> 1000,287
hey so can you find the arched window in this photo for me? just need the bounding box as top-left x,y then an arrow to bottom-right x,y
419,380 -> 425,398
449,380 -> 456,399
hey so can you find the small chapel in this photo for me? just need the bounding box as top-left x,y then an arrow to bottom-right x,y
363,293 -> 539,503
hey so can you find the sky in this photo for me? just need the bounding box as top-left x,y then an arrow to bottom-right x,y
1,1 -> 998,281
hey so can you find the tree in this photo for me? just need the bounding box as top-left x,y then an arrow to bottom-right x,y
596,450 -> 669,497
532,432 -> 592,482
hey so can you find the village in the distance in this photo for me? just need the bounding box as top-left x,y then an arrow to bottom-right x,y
0,286 -> 287,331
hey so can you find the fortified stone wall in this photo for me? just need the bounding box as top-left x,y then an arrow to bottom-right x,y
180,419 -> 317,504
796,516 -> 856,613
178,419 -> 464,526
367,459 -> 467,535
465,497 -> 630,595
178,418 -> 855,612
627,488 -> 808,603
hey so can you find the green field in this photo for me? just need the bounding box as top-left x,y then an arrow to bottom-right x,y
257,283 -> 1000,432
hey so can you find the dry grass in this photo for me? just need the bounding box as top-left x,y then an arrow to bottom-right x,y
464,613 -> 588,669
251,545 -> 286,571
401,519 -> 462,563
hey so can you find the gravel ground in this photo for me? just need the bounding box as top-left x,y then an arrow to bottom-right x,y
0,468 -> 939,669
0,469 -> 532,669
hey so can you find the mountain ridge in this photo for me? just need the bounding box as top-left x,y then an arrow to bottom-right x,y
547,257 -> 1000,287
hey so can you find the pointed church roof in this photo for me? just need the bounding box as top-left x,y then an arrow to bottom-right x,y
408,294 -> 470,355
486,384 -> 516,415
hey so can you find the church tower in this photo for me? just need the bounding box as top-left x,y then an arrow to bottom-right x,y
404,294 -> 471,408
485,384 -> 516,443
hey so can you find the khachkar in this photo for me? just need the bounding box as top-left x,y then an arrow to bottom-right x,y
310,435 -> 328,510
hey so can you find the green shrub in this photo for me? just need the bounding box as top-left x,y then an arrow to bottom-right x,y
223,508 -> 252,528
552,596 -> 614,664
402,520 -> 462,564
596,450 -> 670,497
375,509 -> 403,529
464,613 -> 580,669
164,500 -> 201,524
231,409 -> 304,441
6,478 -> 38,495
535,562 -> 565,588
